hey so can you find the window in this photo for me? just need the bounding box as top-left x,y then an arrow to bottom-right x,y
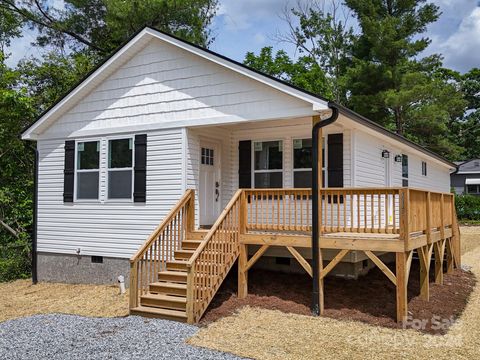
108,138 -> 133,199
292,138 -> 326,188
76,141 -> 100,200
201,147 -> 214,165
466,185 -> 480,194
253,140 -> 283,188
402,154 -> 409,187
422,161 -> 427,176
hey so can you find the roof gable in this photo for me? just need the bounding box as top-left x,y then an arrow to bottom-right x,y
22,27 -> 328,140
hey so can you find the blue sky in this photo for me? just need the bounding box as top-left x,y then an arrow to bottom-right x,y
7,0 -> 480,73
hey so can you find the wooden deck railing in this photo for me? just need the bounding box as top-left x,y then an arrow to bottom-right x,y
186,189 -> 243,323
243,189 -> 312,232
129,189 -> 195,309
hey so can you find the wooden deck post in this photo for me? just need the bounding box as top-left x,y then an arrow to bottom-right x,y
186,190 -> 195,237
446,238 -> 454,274
129,261 -> 138,309
417,245 -> 430,301
186,265 -> 195,324
434,239 -> 446,284
396,251 -> 408,323
238,243 -> 248,298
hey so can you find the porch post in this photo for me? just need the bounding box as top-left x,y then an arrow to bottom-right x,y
311,104 -> 338,316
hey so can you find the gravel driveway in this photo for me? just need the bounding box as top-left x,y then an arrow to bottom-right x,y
0,314 -> 245,360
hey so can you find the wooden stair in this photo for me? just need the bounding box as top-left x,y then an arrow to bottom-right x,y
130,235 -> 203,322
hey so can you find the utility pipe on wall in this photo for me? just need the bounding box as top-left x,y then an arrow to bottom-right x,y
311,103 -> 339,315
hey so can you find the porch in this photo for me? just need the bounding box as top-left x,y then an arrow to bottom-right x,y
129,185 -> 460,324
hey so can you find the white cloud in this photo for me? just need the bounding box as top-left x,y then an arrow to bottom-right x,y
435,6 -> 480,72
253,32 -> 266,44
216,0 -> 304,31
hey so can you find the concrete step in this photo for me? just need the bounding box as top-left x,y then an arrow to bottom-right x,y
149,282 -> 187,296
130,306 -> 187,322
140,293 -> 187,311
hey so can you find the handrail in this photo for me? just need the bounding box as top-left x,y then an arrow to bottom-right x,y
130,189 -> 194,263
129,189 -> 195,310
186,189 -> 243,323
186,189 -> 243,267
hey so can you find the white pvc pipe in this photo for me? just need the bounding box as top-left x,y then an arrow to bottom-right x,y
118,275 -> 126,294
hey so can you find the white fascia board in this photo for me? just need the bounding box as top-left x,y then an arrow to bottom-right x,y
22,27 -> 328,141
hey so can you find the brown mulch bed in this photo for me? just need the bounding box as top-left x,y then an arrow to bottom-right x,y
201,261 -> 476,334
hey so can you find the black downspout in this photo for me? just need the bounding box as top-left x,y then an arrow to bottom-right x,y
32,147 -> 39,284
312,103 -> 339,315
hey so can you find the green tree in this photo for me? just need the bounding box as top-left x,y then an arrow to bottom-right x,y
0,53 -> 35,281
455,68 -> 480,159
244,47 -> 332,98
276,0 -> 354,102
0,0 -> 218,56
344,0 -> 466,159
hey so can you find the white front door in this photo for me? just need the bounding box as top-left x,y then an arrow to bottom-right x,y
199,141 -> 221,226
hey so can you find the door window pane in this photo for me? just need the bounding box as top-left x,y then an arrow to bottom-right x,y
254,141 -> 282,170
77,172 -> 99,199
201,147 -> 214,165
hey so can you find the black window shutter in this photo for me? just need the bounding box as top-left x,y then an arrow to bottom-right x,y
238,140 -> 251,188
328,134 -> 343,187
134,134 -> 147,202
63,140 -> 75,202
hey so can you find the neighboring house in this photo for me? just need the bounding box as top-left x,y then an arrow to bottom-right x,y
451,159 -> 480,196
22,27 -> 460,324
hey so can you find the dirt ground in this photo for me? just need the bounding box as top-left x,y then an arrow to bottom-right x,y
201,265 -> 475,334
0,280 -> 129,322
189,226 -> 480,359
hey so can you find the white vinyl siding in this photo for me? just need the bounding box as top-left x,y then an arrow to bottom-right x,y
40,39 -> 314,140
36,128 -> 183,258
354,129 -> 450,192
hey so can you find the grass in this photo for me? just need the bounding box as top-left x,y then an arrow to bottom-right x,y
188,226 -> 480,360
0,281 -> 129,322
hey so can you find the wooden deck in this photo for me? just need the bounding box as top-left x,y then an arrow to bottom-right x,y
129,187 -> 461,324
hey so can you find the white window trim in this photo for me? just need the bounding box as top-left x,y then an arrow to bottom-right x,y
74,138 -> 101,203
466,184 -> 480,194
251,139 -> 284,188
105,135 -> 135,203
291,137 -> 327,187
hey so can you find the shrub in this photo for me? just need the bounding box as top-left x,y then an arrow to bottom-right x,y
455,194 -> 480,220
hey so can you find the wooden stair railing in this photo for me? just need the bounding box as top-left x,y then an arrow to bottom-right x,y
129,189 -> 195,311
186,189 -> 243,323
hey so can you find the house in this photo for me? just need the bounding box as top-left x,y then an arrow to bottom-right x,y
451,159 -> 480,196
22,27 -> 461,324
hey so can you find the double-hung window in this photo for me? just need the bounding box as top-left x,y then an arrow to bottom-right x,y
76,141 -> 100,200
253,140 -> 283,188
108,138 -> 134,199
292,138 -> 326,188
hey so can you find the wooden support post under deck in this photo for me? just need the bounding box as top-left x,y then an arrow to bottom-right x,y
396,251 -> 408,323
238,243 -> 248,299
434,239 -> 446,284
418,245 -> 430,301
446,238 -> 454,274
